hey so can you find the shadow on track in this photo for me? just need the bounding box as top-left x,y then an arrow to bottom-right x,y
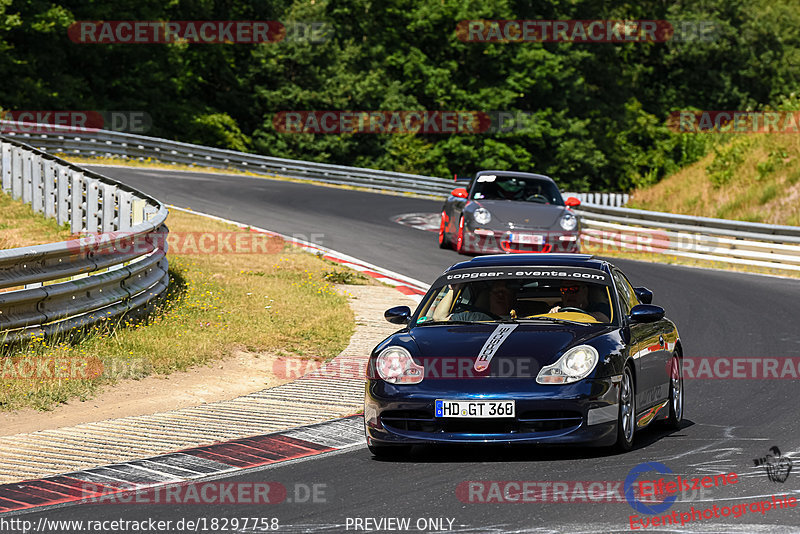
369,419 -> 696,463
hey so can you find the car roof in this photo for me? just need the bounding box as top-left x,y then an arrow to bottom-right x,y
475,170 -> 556,184
444,254 -> 612,273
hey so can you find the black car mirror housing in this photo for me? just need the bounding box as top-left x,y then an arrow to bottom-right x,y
385,306 -> 412,324
629,304 -> 665,323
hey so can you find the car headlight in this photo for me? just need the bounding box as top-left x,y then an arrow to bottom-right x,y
536,345 -> 599,384
375,346 -> 424,384
473,208 -> 492,225
559,212 -> 577,231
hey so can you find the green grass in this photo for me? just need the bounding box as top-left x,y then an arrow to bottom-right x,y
628,134 -> 800,226
1,209 -> 356,411
0,192 -> 72,250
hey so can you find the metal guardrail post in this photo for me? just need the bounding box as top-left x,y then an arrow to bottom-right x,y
31,153 -> 43,213
44,159 -> 56,219
1,142 -> 10,192
56,165 -> 69,226
11,146 -> 22,200
70,170 -> 84,234
85,178 -> 100,233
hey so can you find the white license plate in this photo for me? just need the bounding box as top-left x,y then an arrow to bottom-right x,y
435,399 -> 515,418
510,233 -> 544,245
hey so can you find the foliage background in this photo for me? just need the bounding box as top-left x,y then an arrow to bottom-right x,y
1,0 -> 798,191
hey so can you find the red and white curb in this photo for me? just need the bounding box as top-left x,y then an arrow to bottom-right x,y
168,205 -> 429,302
0,416 -> 364,514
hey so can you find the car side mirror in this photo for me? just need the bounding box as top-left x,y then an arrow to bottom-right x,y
629,304 -> 664,323
451,187 -> 468,198
634,286 -> 653,304
564,196 -> 581,207
384,306 -> 412,325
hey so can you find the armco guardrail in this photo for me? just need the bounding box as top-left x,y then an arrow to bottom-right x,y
563,191 -> 629,207
0,135 -> 169,344
575,204 -> 800,272
6,121 -> 798,273
1,121 -> 456,197
2,121 -> 631,204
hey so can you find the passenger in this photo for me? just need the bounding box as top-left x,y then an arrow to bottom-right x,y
549,282 -> 610,322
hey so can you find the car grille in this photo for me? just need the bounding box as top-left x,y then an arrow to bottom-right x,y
380,409 -> 583,434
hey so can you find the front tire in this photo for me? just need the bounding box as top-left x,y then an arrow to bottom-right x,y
665,354 -> 683,429
615,365 -> 636,452
438,212 -> 449,249
455,216 -> 466,254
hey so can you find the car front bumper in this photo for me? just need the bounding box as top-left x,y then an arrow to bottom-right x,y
364,376 -> 621,446
460,228 -> 580,254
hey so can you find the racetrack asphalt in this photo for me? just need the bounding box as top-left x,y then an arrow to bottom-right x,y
9,166 -> 800,533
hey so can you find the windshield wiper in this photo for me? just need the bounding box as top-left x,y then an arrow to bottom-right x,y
416,320 -> 486,325
518,316 -> 591,326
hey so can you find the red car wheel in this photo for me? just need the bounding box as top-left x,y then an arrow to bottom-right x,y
455,216 -> 465,253
438,212 -> 449,249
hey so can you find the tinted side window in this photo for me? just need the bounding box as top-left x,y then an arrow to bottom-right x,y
620,272 -> 641,308
612,270 -> 633,315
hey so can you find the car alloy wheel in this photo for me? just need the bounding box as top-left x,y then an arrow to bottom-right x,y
666,354 -> 683,429
616,366 -> 635,451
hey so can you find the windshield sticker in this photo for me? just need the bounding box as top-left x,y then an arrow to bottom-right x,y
477,175 -> 496,182
438,267 -> 610,287
474,323 -> 518,372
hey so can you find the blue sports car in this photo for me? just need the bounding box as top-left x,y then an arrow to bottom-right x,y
364,254 -> 683,457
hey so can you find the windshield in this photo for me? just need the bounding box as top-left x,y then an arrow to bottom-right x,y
415,277 -> 615,325
471,175 -> 564,205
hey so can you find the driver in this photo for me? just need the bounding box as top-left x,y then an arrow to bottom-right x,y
549,282 -> 610,322
450,280 -> 517,321
495,178 -> 525,200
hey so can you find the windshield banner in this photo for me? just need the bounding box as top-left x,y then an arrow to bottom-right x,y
432,266 -> 611,288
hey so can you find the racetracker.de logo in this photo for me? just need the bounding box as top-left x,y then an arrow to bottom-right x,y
0,111 -> 152,134
273,111 -> 499,135
67,231 -> 285,256
68,21 -> 285,44
456,20 -> 674,43
680,357 -> 800,379
668,111 -> 800,134
1,357 -> 104,380
272,356 -> 541,380
456,480 -> 627,503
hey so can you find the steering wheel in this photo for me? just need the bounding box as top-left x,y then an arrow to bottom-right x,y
557,306 -> 587,314
452,303 -> 503,320
526,194 -> 549,203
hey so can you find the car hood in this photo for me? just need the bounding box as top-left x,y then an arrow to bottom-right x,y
408,322 -> 610,375
473,200 -> 567,228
